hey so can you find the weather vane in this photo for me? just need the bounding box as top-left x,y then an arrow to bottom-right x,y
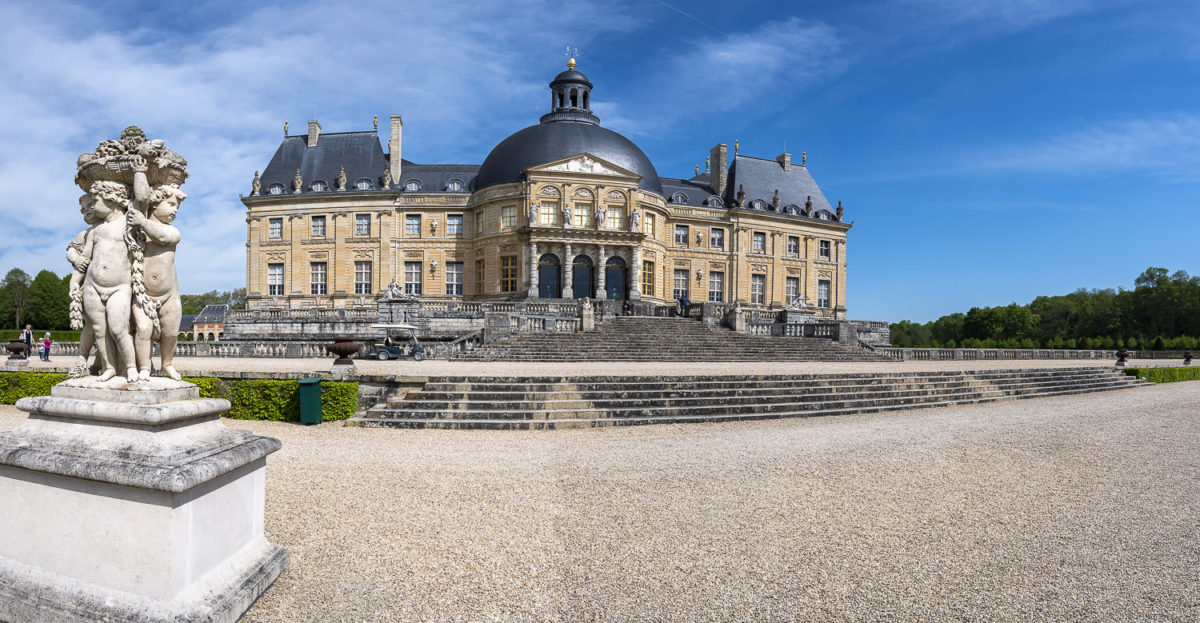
565,44 -> 580,69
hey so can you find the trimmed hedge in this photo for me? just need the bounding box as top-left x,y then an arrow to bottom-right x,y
0,372 -> 69,404
0,372 -> 357,421
1123,367 -> 1200,383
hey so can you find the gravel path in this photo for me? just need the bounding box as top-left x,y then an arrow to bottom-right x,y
3,379 -> 1197,621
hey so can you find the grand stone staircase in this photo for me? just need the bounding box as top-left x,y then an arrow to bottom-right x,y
452,316 -> 890,362
349,366 -> 1146,429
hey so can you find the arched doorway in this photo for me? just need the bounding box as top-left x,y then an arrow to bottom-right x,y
572,255 -> 594,299
537,253 -> 561,299
605,256 -> 627,301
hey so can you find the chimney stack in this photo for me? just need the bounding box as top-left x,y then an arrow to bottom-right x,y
777,152 -> 791,171
389,114 -> 403,185
709,143 -> 728,199
307,120 -> 321,148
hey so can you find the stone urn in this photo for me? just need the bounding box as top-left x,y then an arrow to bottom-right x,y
1185,351 -> 1193,366
5,338 -> 28,360
1115,348 -> 1130,367
326,337 -> 359,365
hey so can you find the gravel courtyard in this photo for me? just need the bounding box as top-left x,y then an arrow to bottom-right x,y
3,379 -> 1197,621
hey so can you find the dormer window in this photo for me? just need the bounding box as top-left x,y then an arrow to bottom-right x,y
355,178 -> 372,190
750,199 -> 766,210
704,195 -> 723,208
268,184 -> 284,195
670,192 -> 688,204
310,180 -> 327,192
446,179 -> 465,192
404,180 -> 422,192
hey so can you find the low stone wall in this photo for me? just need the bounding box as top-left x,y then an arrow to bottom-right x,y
878,348 -> 1118,361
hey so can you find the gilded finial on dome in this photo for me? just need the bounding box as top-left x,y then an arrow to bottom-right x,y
801,151 -> 806,166
705,155 -> 710,171
695,164 -> 699,175
565,44 -> 579,70
284,121 -> 289,136
373,115 -> 378,130
734,139 -> 739,154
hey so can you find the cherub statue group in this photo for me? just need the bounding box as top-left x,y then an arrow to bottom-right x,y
68,127 -> 189,382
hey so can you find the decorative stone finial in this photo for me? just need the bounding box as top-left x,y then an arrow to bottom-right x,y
336,165 -> 347,191
734,139 -> 739,154
836,200 -> 844,221
695,165 -> 699,175
251,170 -> 261,196
772,189 -> 781,209
373,114 -> 378,130
736,184 -> 746,206
284,121 -> 289,136
804,195 -> 813,216
801,151 -> 806,166
705,155 -> 710,171
381,167 -> 391,190
293,169 -> 303,194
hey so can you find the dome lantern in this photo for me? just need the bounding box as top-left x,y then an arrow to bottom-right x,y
542,61 -> 599,125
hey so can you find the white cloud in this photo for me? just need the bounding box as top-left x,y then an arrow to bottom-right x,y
0,0 -> 635,292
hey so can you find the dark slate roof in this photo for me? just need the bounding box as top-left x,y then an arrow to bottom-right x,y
179,315 -> 195,332
475,121 -> 663,194
195,304 -> 229,324
398,163 -> 479,193
660,176 -> 720,208
725,155 -> 836,217
258,131 -> 390,195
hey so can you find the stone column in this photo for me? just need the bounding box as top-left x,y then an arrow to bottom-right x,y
595,244 -> 607,299
527,241 -> 539,298
288,215 -> 303,301
629,247 -> 642,301
563,243 -> 573,296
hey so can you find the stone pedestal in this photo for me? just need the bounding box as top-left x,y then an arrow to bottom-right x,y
0,377 -> 288,622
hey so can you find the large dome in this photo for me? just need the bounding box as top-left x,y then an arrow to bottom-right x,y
474,122 -> 663,194
474,63 -> 663,195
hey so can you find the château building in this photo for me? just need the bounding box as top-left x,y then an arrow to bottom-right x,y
242,60 -> 852,317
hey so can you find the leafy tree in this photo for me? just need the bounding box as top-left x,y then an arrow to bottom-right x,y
0,269 -> 31,328
27,270 -> 71,330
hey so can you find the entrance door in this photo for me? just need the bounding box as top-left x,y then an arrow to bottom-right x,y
572,255 -> 594,299
605,256 -> 627,301
537,253 -> 561,299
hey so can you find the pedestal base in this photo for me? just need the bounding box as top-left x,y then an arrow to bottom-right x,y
0,377 -> 288,622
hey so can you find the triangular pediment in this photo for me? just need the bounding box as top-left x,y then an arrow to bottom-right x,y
526,153 -> 640,180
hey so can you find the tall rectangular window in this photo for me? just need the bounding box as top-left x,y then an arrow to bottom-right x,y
267,263 -> 284,295
406,214 -> 421,236
752,232 -> 766,253
606,205 -> 624,230
354,261 -> 372,294
500,256 -> 517,292
751,274 -> 766,305
787,236 -> 799,255
644,213 -> 656,237
819,240 -> 831,259
310,262 -> 326,295
673,269 -> 689,301
404,261 -> 422,295
500,206 -> 516,230
674,225 -> 689,246
710,228 -> 724,249
311,215 -> 326,237
574,203 -> 592,228
641,261 -> 655,296
818,280 -> 831,308
268,218 -> 282,239
708,271 -> 724,302
445,262 -> 463,295
447,214 -> 463,236
355,214 -> 371,236
474,210 -> 484,236
786,276 -> 800,304
475,259 -> 486,294
539,202 -> 560,226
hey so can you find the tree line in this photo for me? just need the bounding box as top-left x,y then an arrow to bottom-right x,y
1,267 -> 244,331
890,267 -> 1200,350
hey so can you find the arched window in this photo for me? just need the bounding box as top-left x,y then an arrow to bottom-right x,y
310,180 -> 328,192
670,192 -> 688,204
583,91 -> 589,108
704,195 -> 723,208
750,199 -> 766,210
355,178 -> 373,190
570,88 -> 578,107
786,204 -> 801,215
404,180 -> 422,192
268,184 -> 285,195
446,179 -> 465,192
816,209 -> 836,220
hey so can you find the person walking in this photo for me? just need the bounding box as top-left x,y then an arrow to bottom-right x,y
20,324 -> 33,360
40,332 -> 53,362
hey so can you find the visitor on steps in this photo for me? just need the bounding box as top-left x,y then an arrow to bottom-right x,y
40,333 -> 53,361
20,325 -> 33,360
677,294 -> 690,317
622,300 -> 630,316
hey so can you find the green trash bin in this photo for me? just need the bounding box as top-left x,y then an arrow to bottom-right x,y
298,377 -> 322,425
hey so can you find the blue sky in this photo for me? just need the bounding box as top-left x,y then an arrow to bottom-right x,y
1,0 -> 1196,322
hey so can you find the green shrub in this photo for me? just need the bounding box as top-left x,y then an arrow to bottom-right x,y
1123,367 -> 1200,383
320,382 -> 359,421
0,372 -> 69,404
1152,336 -> 1166,351
182,376 -> 223,398
1076,336 -> 1091,349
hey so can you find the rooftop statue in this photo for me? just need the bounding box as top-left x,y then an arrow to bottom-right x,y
68,126 -> 189,382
